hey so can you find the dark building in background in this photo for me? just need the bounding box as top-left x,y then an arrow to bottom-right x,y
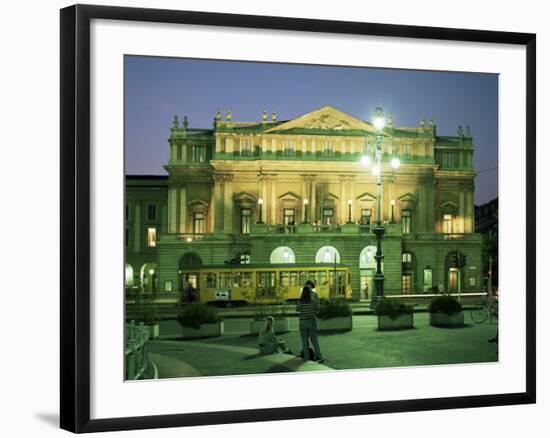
475,197 -> 498,291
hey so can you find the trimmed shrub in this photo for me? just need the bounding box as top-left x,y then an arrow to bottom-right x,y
177,303 -> 220,329
317,298 -> 352,320
375,298 -> 414,320
428,295 -> 462,316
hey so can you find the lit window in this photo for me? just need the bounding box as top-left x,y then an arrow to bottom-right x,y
469,276 -> 476,287
194,145 -> 206,162
443,214 -> 453,233
402,209 -> 411,234
402,253 -> 412,263
193,213 -> 205,234
402,274 -> 412,294
241,139 -> 252,156
241,209 -> 251,234
147,204 -> 157,221
322,208 -> 334,225
360,208 -> 372,225
164,280 -> 173,292
284,208 -> 296,226
147,227 -> 157,247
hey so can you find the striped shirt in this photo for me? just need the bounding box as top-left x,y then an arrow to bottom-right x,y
297,299 -> 319,328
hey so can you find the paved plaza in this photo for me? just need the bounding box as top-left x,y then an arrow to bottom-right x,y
147,312 -> 498,379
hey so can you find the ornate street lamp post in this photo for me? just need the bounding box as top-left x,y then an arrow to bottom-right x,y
360,107 -> 400,307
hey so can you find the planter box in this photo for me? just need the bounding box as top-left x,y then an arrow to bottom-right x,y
317,316 -> 353,332
181,321 -> 224,339
377,314 -> 414,330
430,311 -> 465,327
147,323 -> 159,339
249,318 -> 289,334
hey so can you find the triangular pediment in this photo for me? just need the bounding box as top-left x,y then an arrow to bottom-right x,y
356,192 -> 377,202
233,191 -> 257,203
397,193 -> 418,203
264,105 -> 385,134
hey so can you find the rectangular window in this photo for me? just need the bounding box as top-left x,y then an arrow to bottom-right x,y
423,268 -> 433,292
443,151 -> 454,168
147,227 -> 157,247
241,139 -> 252,156
283,208 -> 295,226
402,253 -> 412,263
193,213 -> 205,234
322,140 -> 334,157
164,280 -> 173,292
241,209 -> 251,234
194,145 -> 206,162
360,208 -> 372,225
469,276 -> 476,287
402,274 -> 412,294
322,208 -> 334,225
402,143 -> 412,158
402,209 -> 411,234
443,214 -> 453,233
283,139 -> 295,157
147,204 -> 157,221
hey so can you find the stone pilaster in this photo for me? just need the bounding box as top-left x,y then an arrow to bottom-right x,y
223,174 -> 234,234
179,186 -> 187,233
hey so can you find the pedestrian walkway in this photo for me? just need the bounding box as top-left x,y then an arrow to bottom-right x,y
150,339 -> 331,379
148,313 -> 498,380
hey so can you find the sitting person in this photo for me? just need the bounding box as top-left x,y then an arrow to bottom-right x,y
258,316 -> 291,354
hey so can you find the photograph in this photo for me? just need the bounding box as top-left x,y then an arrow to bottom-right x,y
123,56 -> 500,381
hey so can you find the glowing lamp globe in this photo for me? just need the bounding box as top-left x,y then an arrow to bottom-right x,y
373,116 -> 385,131
391,157 -> 401,169
360,155 -> 371,168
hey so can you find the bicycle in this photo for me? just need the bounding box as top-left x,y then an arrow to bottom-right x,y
470,296 -> 498,324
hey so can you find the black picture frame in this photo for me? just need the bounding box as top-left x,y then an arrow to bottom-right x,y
60,4 -> 536,433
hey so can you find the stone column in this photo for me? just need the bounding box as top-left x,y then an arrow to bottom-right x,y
223,174 -> 234,234
311,178 -> 317,222
208,182 -> 215,232
168,186 -> 177,233
339,176 -> 346,223
214,175 -> 224,232
179,186 -> 187,233
270,176 -> 277,224
134,202 -> 141,252
459,190 -> 465,233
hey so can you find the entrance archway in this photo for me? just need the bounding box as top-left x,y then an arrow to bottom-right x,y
359,246 -> 378,300
140,262 -> 158,292
125,263 -> 134,287
445,251 -> 464,293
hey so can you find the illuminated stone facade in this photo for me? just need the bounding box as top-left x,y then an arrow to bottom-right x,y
126,105 -> 483,298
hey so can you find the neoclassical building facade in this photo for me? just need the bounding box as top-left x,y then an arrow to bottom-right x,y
126,105 -> 483,299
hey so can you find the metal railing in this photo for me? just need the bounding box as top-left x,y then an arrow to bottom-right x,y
125,321 -> 150,380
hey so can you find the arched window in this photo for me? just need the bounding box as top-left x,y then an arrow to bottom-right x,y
270,246 -> 296,264
315,246 -> 340,263
125,264 -> 134,286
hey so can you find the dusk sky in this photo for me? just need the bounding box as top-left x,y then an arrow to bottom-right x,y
125,56 -> 498,205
